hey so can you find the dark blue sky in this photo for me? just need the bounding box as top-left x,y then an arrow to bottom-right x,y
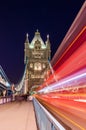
0,0 -> 85,83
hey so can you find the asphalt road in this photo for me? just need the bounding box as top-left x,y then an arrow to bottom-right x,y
36,94 -> 86,130
0,101 -> 37,130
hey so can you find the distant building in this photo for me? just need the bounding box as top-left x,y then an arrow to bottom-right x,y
24,30 -> 51,93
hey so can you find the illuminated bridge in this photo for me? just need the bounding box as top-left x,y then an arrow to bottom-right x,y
0,1 -> 86,130
0,65 -> 11,96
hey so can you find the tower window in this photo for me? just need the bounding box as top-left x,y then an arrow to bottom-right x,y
34,62 -> 42,70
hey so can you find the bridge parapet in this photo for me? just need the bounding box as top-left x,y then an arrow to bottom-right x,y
0,96 -> 15,105
33,98 -> 66,130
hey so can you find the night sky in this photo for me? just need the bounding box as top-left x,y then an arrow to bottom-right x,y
0,0 -> 85,83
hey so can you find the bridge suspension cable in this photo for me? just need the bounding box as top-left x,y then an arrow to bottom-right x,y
48,60 -> 57,82
15,65 -> 27,93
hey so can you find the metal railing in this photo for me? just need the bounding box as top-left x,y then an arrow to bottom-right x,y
0,96 -> 15,105
33,98 -> 65,130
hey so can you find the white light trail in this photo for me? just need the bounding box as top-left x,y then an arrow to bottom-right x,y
38,72 -> 86,93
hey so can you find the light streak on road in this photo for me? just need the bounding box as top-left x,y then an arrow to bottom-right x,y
38,71 -> 86,94
35,94 -> 86,130
53,26 -> 86,70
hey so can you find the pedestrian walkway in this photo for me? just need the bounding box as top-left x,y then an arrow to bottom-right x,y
0,101 -> 37,130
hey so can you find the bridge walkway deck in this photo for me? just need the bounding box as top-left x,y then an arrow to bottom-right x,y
0,101 -> 37,130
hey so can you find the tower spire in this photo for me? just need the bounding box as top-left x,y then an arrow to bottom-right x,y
25,33 -> 29,43
35,29 -> 40,35
46,34 -> 50,46
47,34 -> 49,42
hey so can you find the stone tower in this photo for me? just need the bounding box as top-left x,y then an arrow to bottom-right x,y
24,30 -> 51,93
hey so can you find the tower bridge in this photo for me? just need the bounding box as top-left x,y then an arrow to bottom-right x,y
15,29 -> 51,96
0,1 -> 86,130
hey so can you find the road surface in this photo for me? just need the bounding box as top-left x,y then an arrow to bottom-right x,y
36,94 -> 86,130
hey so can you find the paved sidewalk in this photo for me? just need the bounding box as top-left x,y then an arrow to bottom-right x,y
0,101 -> 37,130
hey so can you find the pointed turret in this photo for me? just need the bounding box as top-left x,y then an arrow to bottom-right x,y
24,33 -> 29,49
25,33 -> 29,43
24,33 -> 29,64
46,34 -> 51,60
46,34 -> 50,49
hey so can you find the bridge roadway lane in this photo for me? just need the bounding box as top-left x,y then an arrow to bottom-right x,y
36,94 -> 86,130
0,101 -> 37,130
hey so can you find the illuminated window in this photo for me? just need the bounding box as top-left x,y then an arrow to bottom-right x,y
34,62 -> 42,70
43,64 -> 46,68
30,63 -> 33,68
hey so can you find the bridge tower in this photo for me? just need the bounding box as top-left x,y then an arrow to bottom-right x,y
24,30 -> 51,93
